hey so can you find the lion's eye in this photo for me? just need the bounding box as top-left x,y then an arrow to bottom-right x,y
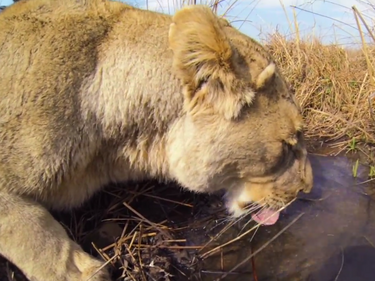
281,140 -> 297,163
267,141 -> 294,175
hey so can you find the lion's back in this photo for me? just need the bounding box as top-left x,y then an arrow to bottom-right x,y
0,0 -> 121,191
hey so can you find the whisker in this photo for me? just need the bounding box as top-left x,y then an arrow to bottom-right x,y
239,201 -> 267,234
244,203 -> 264,213
249,224 -> 260,242
243,198 -> 265,211
198,220 -> 236,253
239,215 -> 257,234
200,200 -> 264,251
250,197 -> 297,227
209,200 -> 262,232
227,211 -> 250,229
208,217 -> 235,232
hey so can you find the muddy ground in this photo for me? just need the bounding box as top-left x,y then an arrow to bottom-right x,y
1,144 -> 375,281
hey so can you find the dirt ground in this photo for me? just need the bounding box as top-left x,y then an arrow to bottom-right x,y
0,179 -> 233,281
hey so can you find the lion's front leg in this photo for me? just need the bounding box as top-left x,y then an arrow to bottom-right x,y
0,190 -> 111,281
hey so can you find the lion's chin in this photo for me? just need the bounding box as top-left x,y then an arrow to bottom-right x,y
251,208 -> 280,225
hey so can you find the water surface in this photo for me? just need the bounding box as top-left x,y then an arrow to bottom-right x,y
182,154 -> 375,281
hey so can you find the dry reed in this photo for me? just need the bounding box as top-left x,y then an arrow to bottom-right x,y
266,33 -> 375,147
261,3 -> 375,150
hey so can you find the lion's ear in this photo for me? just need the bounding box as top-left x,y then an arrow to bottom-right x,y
168,5 -> 253,120
168,5 -> 232,84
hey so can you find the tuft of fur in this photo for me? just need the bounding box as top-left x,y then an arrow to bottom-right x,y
0,1 -> 313,281
255,62 -> 276,89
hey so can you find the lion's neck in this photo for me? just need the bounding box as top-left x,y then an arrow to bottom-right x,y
80,13 -> 186,180
81,64 -> 184,181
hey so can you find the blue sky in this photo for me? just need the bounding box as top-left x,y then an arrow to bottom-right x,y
1,0 -> 372,48
129,0 -> 373,47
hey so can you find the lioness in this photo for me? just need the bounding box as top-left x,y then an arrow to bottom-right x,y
0,0 -> 313,280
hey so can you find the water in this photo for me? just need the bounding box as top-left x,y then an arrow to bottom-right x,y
183,154 -> 375,281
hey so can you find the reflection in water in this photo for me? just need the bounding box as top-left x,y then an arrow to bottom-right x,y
184,155 -> 375,281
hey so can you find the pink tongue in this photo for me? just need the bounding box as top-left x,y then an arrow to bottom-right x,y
251,208 -> 280,226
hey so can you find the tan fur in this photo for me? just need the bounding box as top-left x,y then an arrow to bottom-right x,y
0,1 -> 313,280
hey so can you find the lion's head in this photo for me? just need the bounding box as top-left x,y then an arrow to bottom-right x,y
165,5 -> 313,225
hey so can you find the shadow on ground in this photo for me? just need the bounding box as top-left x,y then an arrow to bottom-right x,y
1,154 -> 375,281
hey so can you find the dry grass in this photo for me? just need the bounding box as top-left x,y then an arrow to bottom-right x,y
258,4 -> 375,151
266,33 -> 375,148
